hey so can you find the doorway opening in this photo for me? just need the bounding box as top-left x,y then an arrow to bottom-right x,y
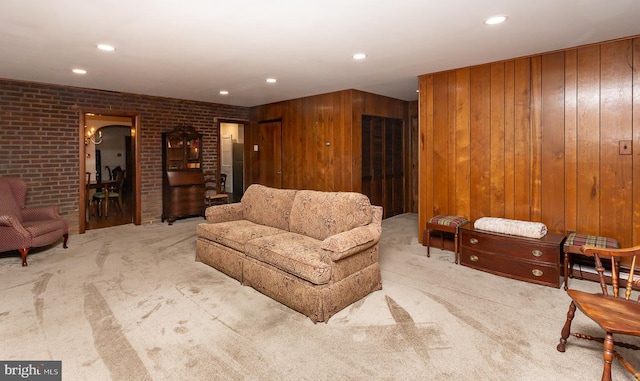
79,110 -> 141,233
219,121 -> 246,202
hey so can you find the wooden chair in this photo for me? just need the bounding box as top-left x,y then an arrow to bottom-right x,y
204,173 -> 229,206
85,172 -> 95,221
557,245 -> 640,381
93,169 -> 125,217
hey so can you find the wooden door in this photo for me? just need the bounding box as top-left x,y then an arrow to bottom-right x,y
256,120 -> 283,188
362,115 -> 404,218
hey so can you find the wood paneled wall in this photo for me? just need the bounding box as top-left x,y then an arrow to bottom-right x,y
249,89 -> 409,195
418,36 -> 640,247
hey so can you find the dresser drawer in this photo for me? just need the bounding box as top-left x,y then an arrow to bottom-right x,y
460,248 -> 560,287
458,224 -> 564,288
460,229 -> 560,264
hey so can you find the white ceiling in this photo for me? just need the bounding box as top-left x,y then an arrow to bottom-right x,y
1,1 -> 639,107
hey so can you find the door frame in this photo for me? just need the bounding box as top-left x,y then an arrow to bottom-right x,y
78,108 -> 141,233
215,118 -> 249,193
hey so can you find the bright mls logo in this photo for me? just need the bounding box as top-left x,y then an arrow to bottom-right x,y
0,361 -> 61,381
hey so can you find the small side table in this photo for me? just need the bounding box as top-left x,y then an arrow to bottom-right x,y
563,232 -> 619,290
426,215 -> 469,264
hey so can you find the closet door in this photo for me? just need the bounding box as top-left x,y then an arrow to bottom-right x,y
387,118 -> 404,217
361,115 -> 404,218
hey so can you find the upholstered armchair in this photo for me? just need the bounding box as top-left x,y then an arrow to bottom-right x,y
0,177 -> 68,266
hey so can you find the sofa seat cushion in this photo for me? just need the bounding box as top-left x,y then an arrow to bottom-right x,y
245,232 -> 331,285
22,219 -> 67,237
289,190 -> 372,241
196,220 -> 286,252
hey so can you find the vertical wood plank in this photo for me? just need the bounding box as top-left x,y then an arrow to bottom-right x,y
447,72 -> 457,214
503,60 -> 516,219
530,55 -> 542,222
342,91 -> 354,192
469,64 -> 491,220
540,51 -> 566,232
564,49 -> 578,234
455,68 -> 471,219
490,62 -> 506,217
600,39 -> 633,246
633,37 -> 640,246
351,90 -> 363,193
576,45 -> 601,234
513,58 -> 531,221
432,72 -> 449,215
418,74 -> 434,241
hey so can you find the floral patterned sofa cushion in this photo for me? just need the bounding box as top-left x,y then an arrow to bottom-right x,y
245,232 -> 331,285
289,190 -> 372,241
241,184 -> 297,231
196,220 -> 285,252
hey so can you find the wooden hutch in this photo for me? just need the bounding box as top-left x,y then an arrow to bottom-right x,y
161,125 -> 205,225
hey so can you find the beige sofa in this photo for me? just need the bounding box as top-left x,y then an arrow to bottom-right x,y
196,184 -> 383,323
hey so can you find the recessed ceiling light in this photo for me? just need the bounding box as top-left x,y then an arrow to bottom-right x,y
484,15 -> 508,25
219,90 -> 229,95
72,68 -> 87,74
97,44 -> 115,51
266,78 -> 277,83
352,53 -> 367,60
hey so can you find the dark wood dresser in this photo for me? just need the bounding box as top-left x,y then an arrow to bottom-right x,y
161,125 -> 205,225
459,224 -> 565,288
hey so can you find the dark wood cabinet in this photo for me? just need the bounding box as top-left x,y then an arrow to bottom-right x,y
162,125 -> 205,225
459,224 -> 564,288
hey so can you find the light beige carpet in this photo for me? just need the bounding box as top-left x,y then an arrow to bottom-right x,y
1,213 -> 637,380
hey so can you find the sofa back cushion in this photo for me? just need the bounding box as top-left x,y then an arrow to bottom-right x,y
289,190 -> 372,241
241,184 -> 297,231
0,178 -> 23,222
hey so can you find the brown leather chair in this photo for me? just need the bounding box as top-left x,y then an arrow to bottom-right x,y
0,177 -> 69,266
557,245 -> 640,381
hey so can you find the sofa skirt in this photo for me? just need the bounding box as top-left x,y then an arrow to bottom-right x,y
243,255 -> 382,323
196,238 -> 244,282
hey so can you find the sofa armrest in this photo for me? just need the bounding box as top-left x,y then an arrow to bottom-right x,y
22,205 -> 61,222
0,214 -> 30,239
205,203 -> 244,224
321,222 -> 382,261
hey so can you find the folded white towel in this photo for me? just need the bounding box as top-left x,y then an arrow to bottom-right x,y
473,217 -> 548,239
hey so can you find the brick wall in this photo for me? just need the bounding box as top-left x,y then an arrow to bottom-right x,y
0,78 -> 249,232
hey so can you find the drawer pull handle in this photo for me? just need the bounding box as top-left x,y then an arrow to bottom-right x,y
532,250 -> 543,257
470,255 -> 479,262
469,238 -> 478,245
532,269 -> 543,277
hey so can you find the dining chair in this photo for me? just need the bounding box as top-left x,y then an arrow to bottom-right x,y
85,172 -> 96,221
557,244 -> 640,381
92,169 -> 125,217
